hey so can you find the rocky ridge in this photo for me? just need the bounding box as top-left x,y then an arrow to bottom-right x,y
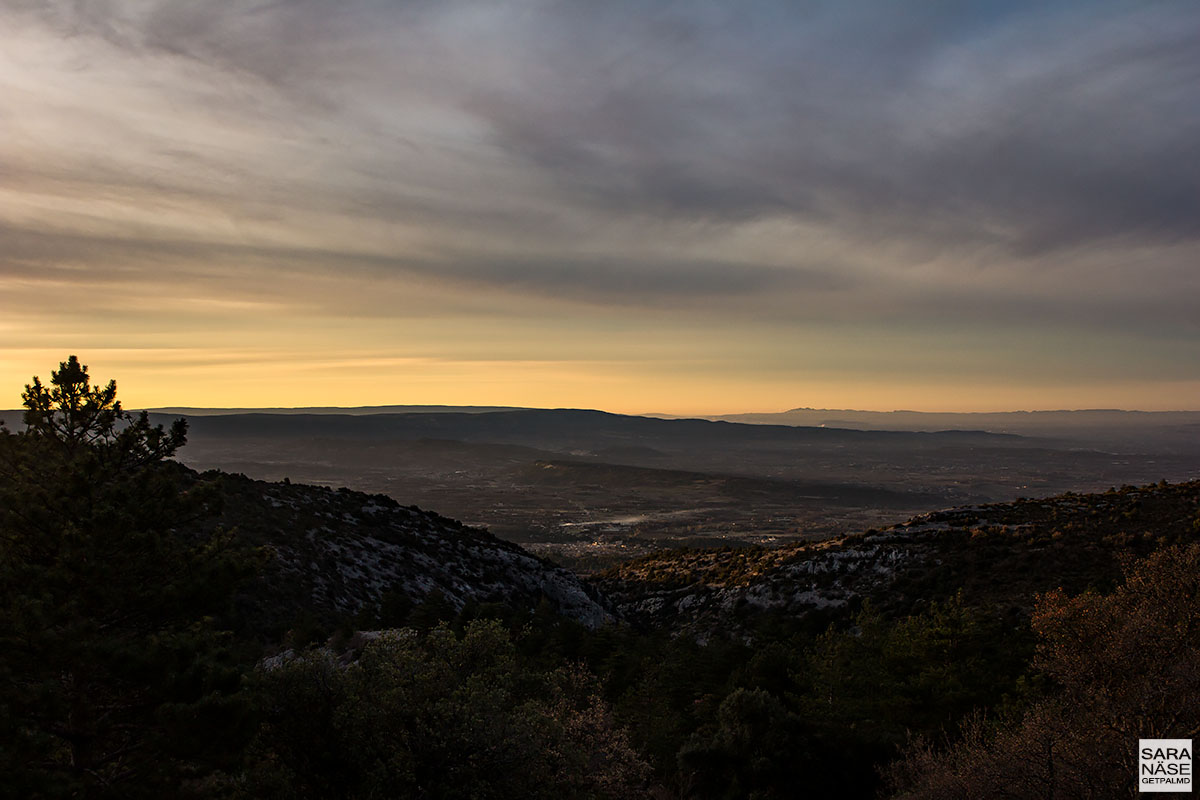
198,467 -> 1198,642
202,471 -> 613,633
596,479 -> 1200,638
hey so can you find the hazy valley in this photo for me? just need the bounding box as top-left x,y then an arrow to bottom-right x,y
140,406 -> 1200,570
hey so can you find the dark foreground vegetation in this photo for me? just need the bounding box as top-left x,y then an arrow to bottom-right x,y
2,358 -> 1197,799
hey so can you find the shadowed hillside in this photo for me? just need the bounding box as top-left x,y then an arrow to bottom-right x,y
598,479 -> 1200,639
127,408 -> 1200,570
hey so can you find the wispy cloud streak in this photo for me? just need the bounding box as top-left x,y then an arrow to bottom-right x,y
1,0 -> 1197,409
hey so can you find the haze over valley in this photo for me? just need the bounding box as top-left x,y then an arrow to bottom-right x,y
122,405 -> 1200,570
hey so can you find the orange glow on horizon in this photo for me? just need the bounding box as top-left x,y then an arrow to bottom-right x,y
3,350 -> 1197,417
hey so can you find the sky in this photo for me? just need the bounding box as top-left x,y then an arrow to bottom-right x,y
2,0 -> 1198,415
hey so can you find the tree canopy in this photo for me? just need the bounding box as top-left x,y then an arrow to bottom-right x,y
0,356 -> 254,799
245,620 -> 650,799
888,544 -> 1200,799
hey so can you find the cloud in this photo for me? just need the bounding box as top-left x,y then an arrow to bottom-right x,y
1,0 -> 1198,406
458,2 -> 1200,255
0,216 -> 851,319
7,0 -> 1198,257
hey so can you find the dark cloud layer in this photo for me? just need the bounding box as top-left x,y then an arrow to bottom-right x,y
13,3 -> 1200,229
10,0 -> 1199,255
464,2 -> 1200,253
1,0 -> 1197,407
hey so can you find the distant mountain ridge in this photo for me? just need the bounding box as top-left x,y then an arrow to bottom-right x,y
148,404 -> 531,416
156,408 -> 1027,448
706,407 -> 1200,428
9,404 -> 1194,448
693,407 -> 1200,439
8,404 -> 1194,429
654,407 -> 1200,455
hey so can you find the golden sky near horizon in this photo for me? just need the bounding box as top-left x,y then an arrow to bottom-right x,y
2,1 -> 1198,414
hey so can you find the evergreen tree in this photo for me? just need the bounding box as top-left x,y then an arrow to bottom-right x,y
0,356 -> 256,798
